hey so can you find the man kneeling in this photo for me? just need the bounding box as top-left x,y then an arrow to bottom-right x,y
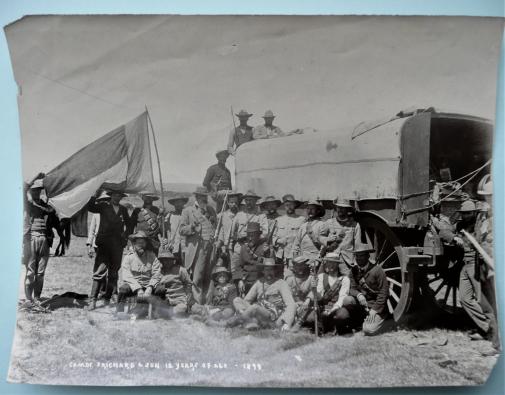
153,249 -> 192,318
232,258 -> 296,331
117,231 -> 161,316
191,265 -> 237,325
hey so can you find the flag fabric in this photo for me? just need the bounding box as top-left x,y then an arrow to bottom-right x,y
44,112 -> 156,218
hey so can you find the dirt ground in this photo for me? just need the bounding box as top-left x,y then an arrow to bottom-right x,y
7,238 -> 501,387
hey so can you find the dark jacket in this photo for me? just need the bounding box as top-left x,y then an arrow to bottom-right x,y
350,263 -> 389,317
87,197 -> 130,242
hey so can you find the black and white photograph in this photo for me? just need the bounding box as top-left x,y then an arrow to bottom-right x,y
4,15 -> 503,387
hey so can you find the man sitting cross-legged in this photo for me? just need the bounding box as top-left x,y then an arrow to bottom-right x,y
230,258 -> 297,331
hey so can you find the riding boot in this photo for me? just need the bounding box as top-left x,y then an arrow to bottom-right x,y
33,276 -> 44,301
24,283 -> 34,302
87,280 -> 101,310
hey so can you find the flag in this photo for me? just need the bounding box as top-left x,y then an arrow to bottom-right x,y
44,111 -> 156,218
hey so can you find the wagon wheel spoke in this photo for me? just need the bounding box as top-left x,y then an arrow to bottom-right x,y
384,267 -> 401,272
378,250 -> 396,267
387,277 -> 402,287
433,280 -> 445,296
428,275 -> 442,284
387,299 -> 394,314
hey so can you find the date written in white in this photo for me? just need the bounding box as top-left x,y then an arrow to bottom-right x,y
68,361 -> 262,371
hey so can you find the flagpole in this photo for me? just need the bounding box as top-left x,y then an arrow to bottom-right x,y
145,105 -> 166,237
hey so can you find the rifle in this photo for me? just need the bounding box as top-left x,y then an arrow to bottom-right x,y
266,219 -> 278,257
311,246 -> 326,337
461,229 -> 495,273
230,106 -> 237,155
209,190 -> 230,267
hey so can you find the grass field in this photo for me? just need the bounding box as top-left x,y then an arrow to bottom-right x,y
7,237 -> 500,387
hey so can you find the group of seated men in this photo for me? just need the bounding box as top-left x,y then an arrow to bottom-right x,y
114,188 -> 389,336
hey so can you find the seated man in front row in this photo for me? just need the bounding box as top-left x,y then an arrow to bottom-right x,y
349,241 -> 390,336
153,249 -> 193,318
117,230 -> 161,315
231,258 -> 296,331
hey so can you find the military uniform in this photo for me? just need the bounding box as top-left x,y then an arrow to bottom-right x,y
292,218 -> 329,262
228,126 -> 253,153
203,164 -> 232,193
87,196 -> 130,302
349,262 -> 389,335
130,205 -> 161,252
252,124 -> 285,139
117,249 -> 162,312
180,201 -> 216,304
317,272 -> 354,333
276,214 -> 305,265
25,199 -> 59,301
236,278 -> 297,327
154,265 -> 192,317
165,212 -> 185,264
236,239 -> 270,290
325,218 -> 361,274
285,272 -> 315,327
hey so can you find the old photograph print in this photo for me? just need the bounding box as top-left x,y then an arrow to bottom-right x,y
4,15 -> 504,387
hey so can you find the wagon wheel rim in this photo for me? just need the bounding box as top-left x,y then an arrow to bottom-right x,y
358,214 -> 413,322
424,260 -> 463,314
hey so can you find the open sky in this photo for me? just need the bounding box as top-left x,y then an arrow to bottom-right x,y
4,15 -> 503,184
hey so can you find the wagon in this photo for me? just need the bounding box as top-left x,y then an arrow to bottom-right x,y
234,108 -> 493,321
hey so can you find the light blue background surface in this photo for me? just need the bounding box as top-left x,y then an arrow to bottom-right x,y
0,1 -> 503,394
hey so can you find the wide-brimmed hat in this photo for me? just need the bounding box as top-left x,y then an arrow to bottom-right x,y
30,179 -> 44,189
242,190 -> 261,200
108,190 -> 127,198
212,266 -> 231,281
128,230 -> 149,241
158,249 -> 176,260
96,190 -> 111,201
194,186 -> 209,196
292,255 -> 311,266
262,110 -> 275,119
235,109 -> 253,118
246,222 -> 262,233
141,193 -> 160,201
215,149 -> 230,159
259,196 -> 281,209
477,174 -> 492,196
258,257 -> 283,268
225,190 -> 243,201
167,194 -> 189,205
333,197 -> 353,208
323,252 -> 342,264
282,194 -> 302,208
304,199 -> 325,218
352,240 -> 375,254
458,200 -> 477,212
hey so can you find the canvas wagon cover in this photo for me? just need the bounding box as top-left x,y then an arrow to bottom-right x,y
235,117 -> 412,202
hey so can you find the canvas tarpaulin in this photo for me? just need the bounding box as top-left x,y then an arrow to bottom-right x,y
44,112 -> 156,218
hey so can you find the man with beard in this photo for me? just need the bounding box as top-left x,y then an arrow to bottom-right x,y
325,198 -> 360,276
229,190 -> 263,278
349,241 -> 389,336
116,231 -> 161,315
275,194 -> 306,269
454,199 -> 499,351
180,187 -> 217,304
235,222 -> 270,295
130,193 -> 162,253
24,178 -> 60,304
216,191 -> 242,267
165,194 -> 189,265
292,200 -> 332,264
87,189 -> 130,310
232,258 -> 296,331
258,196 -> 282,256
286,255 -> 317,332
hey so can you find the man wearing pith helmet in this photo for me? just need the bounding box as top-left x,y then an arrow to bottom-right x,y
276,194 -> 305,269
253,110 -> 285,140
228,109 -> 254,154
349,239 -> 389,336
455,196 -> 499,351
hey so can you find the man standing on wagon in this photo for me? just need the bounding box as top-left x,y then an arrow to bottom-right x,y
228,109 -> 254,155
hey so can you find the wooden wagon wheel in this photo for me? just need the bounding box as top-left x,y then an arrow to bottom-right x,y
423,251 -> 464,314
357,214 -> 414,322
